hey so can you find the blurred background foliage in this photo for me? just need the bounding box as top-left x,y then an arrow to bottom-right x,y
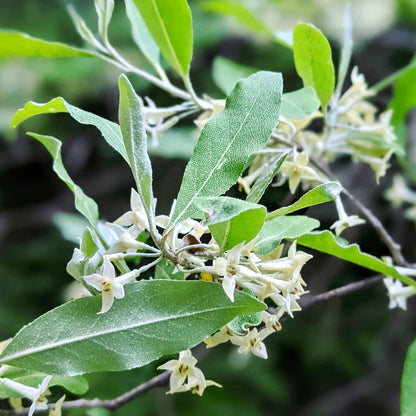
0,0 -> 416,415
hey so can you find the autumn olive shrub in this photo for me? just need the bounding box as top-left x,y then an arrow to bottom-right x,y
1,0 -> 416,415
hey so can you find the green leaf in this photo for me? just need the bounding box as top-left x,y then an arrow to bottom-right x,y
124,0 -> 160,66
266,182 -> 342,220
194,196 -> 266,252
274,30 -> 293,49
53,212 -> 89,244
168,71 -> 283,232
203,1 -> 272,37
27,133 -> 99,227
118,75 -> 155,223
255,215 -> 319,255
0,31 -> 94,58
212,56 -> 258,95
281,87 -> 320,119
154,259 -> 185,280
227,311 -> 262,336
401,338 -> 416,416
0,280 -> 264,376
0,368 -> 88,399
11,97 -> 128,163
293,23 -> 335,109
132,0 -> 193,77
296,231 -> 416,288
94,0 -> 114,42
246,153 -> 287,203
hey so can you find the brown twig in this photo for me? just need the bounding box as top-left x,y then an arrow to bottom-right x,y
300,274 -> 385,309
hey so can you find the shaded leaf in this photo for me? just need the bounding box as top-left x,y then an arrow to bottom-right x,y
401,338 -> 416,416
246,153 -> 287,203
212,56 -> 258,95
132,0 -> 192,77
255,215 -> 319,255
168,71 -> 283,232
27,133 -> 99,227
227,312 -> 262,336
154,259 -> 185,280
266,182 -> 342,220
296,231 -> 416,287
293,23 -> 335,109
281,87 -> 320,119
0,368 -> 88,399
0,280 -> 264,376
94,0 -> 114,42
0,31 -> 93,58
11,97 -> 128,163
195,196 -> 266,252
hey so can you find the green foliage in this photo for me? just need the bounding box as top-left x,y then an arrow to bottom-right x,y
195,196 -> 267,252
0,368 -> 88,399
0,281 -> 264,376
293,23 -> 335,109
118,75 -> 155,224
246,153 -> 287,204
266,182 -> 342,219
280,87 -> 320,119
11,97 -> 129,163
124,0 -> 160,67
27,133 -> 99,228
0,31 -> 93,57
296,231 -> 416,287
132,0 -> 193,78
255,215 -> 319,255
227,312 -> 262,336
168,71 -> 283,232
401,338 -> 416,416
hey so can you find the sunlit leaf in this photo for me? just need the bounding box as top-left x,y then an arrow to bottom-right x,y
168,71 -> 283,232
293,23 -> 335,109
255,215 -> 319,255
132,0 -> 192,77
0,280 -> 264,376
124,0 -> 160,66
0,31 -> 94,57
266,182 -> 342,220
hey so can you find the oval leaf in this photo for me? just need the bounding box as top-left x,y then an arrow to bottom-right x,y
195,196 -> 266,252
266,182 -> 342,220
281,87 -> 320,119
255,215 -> 320,255
11,97 -> 128,163
132,0 -> 192,77
27,133 -> 99,227
0,280 -> 264,376
293,23 -> 335,109
296,231 -> 416,287
0,31 -> 94,58
401,338 -> 416,416
168,71 -> 283,232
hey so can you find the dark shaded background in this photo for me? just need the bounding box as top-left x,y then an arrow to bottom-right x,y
1,0 -> 416,415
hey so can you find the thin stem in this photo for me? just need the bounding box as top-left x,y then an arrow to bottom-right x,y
371,59 -> 416,93
300,274 -> 385,309
0,372 -> 171,415
183,75 -> 213,110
